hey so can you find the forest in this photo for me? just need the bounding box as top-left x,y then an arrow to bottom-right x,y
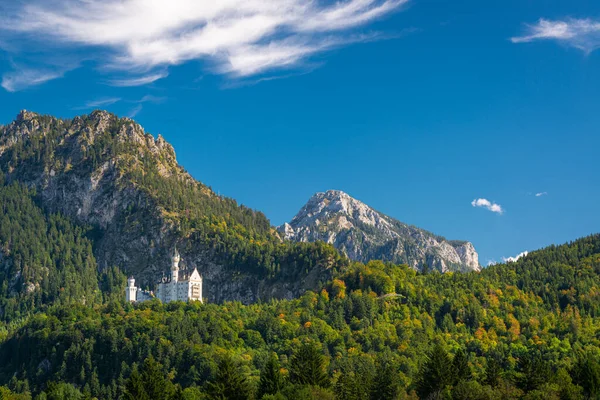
1,114 -> 600,399
0,228 -> 598,399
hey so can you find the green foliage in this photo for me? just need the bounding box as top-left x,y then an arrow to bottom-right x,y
452,349 -> 471,384
258,353 -> 284,398
123,357 -> 182,400
416,343 -> 453,399
207,356 -> 252,400
0,183 -> 100,321
572,353 -> 600,399
37,382 -> 83,400
0,157 -> 598,400
289,342 -> 330,388
370,357 -> 400,400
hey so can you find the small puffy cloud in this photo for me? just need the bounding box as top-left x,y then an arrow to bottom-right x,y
511,18 -> 600,53
471,198 -> 504,214
502,251 -> 528,263
535,192 -> 547,197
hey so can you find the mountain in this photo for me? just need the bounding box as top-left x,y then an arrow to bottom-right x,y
0,110 -> 346,307
279,190 -> 480,272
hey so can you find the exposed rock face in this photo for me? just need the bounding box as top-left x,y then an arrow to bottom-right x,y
0,110 -> 337,304
279,190 -> 480,272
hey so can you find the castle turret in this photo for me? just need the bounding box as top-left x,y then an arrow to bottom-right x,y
171,247 -> 180,283
126,277 -> 137,302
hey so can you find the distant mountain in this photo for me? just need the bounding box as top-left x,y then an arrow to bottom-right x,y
279,190 -> 480,272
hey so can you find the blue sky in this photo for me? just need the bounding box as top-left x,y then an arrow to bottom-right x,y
0,0 -> 598,265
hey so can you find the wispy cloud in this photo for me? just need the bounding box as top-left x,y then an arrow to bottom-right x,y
1,67 -> 65,92
511,18 -> 600,53
502,251 -> 528,263
535,192 -> 548,197
108,72 -> 168,87
471,198 -> 504,214
127,104 -> 143,118
137,95 -> 167,104
0,0 -> 409,91
75,97 -> 121,110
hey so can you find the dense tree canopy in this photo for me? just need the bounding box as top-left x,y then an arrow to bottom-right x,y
0,234 -> 597,399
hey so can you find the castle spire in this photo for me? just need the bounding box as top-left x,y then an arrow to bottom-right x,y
171,246 -> 181,271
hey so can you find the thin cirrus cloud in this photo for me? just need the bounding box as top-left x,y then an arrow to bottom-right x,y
108,72 -> 170,87
471,198 -> 504,214
511,18 -> 600,53
2,67 -> 66,92
535,192 -> 548,197
0,0 -> 409,91
76,97 -> 122,110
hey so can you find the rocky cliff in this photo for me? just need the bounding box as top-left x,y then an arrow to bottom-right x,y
279,190 -> 480,272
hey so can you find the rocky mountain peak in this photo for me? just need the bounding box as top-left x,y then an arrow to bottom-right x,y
280,190 -> 480,272
16,110 -> 39,122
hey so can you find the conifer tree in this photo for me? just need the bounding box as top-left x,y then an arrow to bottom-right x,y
451,349 -> 471,384
289,342 -> 330,388
208,356 -> 251,400
124,366 -> 149,400
258,353 -> 284,398
416,343 -> 453,399
518,352 -> 550,393
370,358 -> 399,400
572,354 -> 600,399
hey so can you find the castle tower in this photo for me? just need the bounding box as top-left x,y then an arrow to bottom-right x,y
126,277 -> 137,302
171,247 -> 181,283
170,247 -> 181,301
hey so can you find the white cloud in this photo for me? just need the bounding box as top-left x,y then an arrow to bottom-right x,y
1,68 -> 65,92
535,192 -> 548,197
0,0 -> 408,90
511,18 -> 600,53
127,104 -> 143,118
137,95 -> 167,104
471,198 -> 504,214
79,97 -> 121,109
502,251 -> 528,263
108,72 -> 168,87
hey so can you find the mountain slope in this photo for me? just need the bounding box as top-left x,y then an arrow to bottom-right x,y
279,190 -> 479,272
0,110 -> 346,304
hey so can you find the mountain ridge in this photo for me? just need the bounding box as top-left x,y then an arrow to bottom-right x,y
279,189 -> 480,272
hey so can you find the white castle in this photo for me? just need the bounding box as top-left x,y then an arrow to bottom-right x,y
126,248 -> 203,303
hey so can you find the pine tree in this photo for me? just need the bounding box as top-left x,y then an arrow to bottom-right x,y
370,358 -> 399,400
124,367 -> 149,400
518,352 -> 550,392
451,349 -> 471,384
416,343 -> 453,399
289,342 -> 330,388
334,371 -> 362,400
140,357 -> 174,400
208,356 -> 251,400
572,354 -> 600,399
484,353 -> 502,387
258,353 -> 284,398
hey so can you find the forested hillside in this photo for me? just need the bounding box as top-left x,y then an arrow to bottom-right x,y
0,234 -> 599,399
0,182 -> 103,322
